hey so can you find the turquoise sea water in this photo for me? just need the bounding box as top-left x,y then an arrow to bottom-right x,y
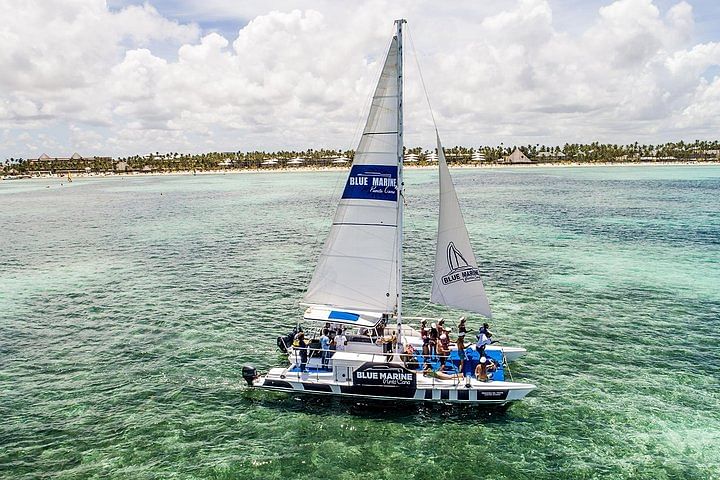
1,166 -> 718,479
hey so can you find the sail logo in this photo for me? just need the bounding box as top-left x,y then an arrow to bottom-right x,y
441,242 -> 482,285
342,165 -> 398,201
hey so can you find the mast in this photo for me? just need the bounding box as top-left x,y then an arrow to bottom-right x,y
395,18 -> 406,351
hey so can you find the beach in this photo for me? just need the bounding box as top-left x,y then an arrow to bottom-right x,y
4,160 -> 720,181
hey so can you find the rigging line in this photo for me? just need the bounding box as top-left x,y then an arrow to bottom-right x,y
407,25 -> 439,136
413,300 -> 434,317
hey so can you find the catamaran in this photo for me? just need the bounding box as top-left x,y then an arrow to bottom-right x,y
243,20 -> 535,405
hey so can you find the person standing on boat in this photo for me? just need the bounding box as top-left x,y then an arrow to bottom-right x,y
320,329 -> 331,368
429,323 -> 439,358
458,317 -> 468,336
456,331 -> 467,376
478,322 -> 492,338
477,330 -> 492,358
334,329 -> 347,352
421,328 -> 430,357
295,331 -> 308,372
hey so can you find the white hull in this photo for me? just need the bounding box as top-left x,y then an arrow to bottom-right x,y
492,346 -> 526,362
252,367 -> 535,405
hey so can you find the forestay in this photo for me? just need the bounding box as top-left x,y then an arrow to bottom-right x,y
303,38 -> 400,313
430,134 -> 492,317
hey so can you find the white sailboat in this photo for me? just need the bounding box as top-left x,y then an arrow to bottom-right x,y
244,20 -> 535,405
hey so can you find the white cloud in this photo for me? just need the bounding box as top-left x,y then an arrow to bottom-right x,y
0,0 -> 719,158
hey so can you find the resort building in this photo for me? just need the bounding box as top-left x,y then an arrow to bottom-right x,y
27,152 -> 113,174
471,151 -> 486,162
503,148 -> 533,164
31,152 -> 112,164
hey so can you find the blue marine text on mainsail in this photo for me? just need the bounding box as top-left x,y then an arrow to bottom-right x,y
342,165 -> 398,201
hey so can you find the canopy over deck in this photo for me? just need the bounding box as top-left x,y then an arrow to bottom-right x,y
302,305 -> 384,328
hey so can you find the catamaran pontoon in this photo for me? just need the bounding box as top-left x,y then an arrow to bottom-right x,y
243,20 -> 535,406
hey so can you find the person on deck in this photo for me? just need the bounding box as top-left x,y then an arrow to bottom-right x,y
438,319 -> 446,332
458,317 -> 468,335
439,332 -> 454,371
421,328 -> 430,357
476,330 -> 492,357
438,333 -> 450,357
295,331 -> 308,372
429,323 -> 439,358
456,331 -> 467,375
334,329 -> 347,352
320,329 -> 331,368
423,365 -> 463,380
402,344 -> 419,370
477,322 -> 492,339
475,356 -> 498,382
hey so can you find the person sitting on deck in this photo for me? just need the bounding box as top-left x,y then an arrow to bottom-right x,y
474,356 -> 498,382
402,344 -> 419,370
320,329 -> 331,368
423,365 -> 463,380
378,331 -> 397,353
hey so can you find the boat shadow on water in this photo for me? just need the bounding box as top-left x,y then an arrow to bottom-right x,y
240,388 -> 514,424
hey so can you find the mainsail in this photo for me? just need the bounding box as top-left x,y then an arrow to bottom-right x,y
430,134 -> 492,317
303,38 -> 401,313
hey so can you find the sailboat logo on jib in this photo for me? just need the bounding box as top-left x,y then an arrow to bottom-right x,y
441,242 -> 482,285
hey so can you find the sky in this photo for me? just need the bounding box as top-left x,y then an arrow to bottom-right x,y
1,0 -> 719,159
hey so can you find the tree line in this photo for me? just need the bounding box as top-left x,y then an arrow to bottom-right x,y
3,140 -> 719,175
